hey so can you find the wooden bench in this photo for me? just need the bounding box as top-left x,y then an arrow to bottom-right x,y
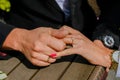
0,51 -> 107,80
0,1 -> 106,79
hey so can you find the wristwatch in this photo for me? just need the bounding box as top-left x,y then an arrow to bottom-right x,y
112,50 -> 120,63
97,35 -> 115,48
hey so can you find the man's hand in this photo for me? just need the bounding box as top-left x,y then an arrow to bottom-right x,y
2,27 -> 69,66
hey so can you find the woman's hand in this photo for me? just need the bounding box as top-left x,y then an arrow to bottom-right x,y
57,26 -> 113,71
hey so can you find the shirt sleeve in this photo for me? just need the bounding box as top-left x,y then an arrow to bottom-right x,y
0,22 -> 15,48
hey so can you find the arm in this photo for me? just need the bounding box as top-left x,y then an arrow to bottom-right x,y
0,23 -> 69,66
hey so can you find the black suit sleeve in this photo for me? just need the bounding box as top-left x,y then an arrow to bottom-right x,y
92,0 -> 120,49
92,23 -> 119,49
0,22 -> 14,48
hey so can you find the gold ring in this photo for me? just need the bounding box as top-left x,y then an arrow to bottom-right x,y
46,56 -> 50,62
66,37 -> 75,49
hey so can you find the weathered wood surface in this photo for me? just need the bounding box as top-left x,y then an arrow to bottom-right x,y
0,53 -> 107,80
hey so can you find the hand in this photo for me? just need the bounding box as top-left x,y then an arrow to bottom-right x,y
57,27 -> 112,71
93,40 -> 114,71
2,27 -> 69,66
93,40 -> 113,53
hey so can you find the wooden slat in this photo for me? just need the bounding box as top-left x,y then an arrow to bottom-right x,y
88,66 -> 107,80
5,58 -> 38,80
0,57 -> 20,74
31,55 -> 76,80
0,50 -> 26,74
60,55 -> 95,80
0,54 -> 106,80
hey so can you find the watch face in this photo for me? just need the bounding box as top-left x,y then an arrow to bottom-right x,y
103,35 -> 114,48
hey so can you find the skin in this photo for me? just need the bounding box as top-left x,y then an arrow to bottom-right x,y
2,25 -> 113,71
57,26 -> 113,71
2,26 -> 69,66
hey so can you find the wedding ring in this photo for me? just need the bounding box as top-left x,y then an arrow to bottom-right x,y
46,56 -> 50,62
65,37 -> 75,49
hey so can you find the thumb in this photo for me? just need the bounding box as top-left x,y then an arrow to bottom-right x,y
60,25 -> 80,34
57,48 -> 76,57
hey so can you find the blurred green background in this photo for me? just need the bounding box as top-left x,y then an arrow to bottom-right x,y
0,0 -> 11,12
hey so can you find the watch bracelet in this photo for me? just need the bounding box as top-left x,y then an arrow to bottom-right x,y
110,61 -> 118,70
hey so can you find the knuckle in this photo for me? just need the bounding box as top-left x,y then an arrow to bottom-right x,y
78,39 -> 85,44
58,41 -> 66,50
31,53 -> 37,58
32,42 -> 42,51
59,44 -> 66,51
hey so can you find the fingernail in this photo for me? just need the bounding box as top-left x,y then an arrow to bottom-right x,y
49,53 -> 57,58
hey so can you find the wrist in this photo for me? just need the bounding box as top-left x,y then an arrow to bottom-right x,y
97,35 -> 115,48
2,28 -> 28,51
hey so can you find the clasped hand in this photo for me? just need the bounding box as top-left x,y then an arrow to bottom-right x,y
57,26 -> 113,71
2,26 -> 113,71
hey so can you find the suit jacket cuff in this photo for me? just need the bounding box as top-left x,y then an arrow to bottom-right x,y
0,22 -> 15,48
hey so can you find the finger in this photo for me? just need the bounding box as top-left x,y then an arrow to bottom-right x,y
62,37 -> 82,48
32,43 -> 57,58
104,54 -> 112,66
33,42 -> 58,59
106,67 -> 110,72
33,41 -> 57,55
62,37 -> 73,44
47,37 -> 66,51
37,35 -> 66,51
98,55 -> 111,68
31,52 -> 56,63
60,25 -> 80,34
61,37 -> 73,49
57,48 -> 76,57
51,28 -> 69,38
31,58 -> 50,66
